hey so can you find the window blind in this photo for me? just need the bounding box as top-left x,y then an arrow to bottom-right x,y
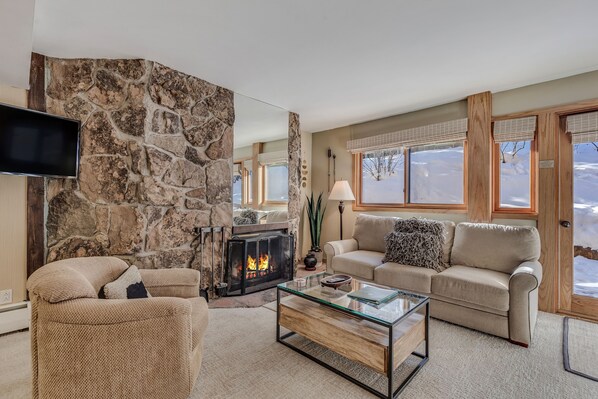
258,150 -> 288,165
566,111 -> 598,144
243,159 -> 252,171
346,118 -> 468,153
493,116 -> 536,143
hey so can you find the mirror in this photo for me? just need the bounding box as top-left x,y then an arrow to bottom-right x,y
233,94 -> 289,226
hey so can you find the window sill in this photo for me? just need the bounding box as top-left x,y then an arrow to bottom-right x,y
492,211 -> 538,220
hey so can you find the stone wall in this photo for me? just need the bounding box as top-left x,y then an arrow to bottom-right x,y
288,112 -> 302,267
44,58 -> 233,293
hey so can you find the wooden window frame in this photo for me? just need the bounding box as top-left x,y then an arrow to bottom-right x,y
233,158 -> 253,207
491,133 -> 538,217
261,162 -> 289,206
353,141 -> 468,212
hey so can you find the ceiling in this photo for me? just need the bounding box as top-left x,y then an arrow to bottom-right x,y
4,1 -> 598,132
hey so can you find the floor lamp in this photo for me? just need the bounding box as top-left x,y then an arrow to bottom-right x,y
328,180 -> 355,240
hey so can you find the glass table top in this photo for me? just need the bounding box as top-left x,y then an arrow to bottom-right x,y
278,273 -> 428,326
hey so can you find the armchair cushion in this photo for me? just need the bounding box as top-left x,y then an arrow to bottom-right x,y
102,266 -> 151,299
139,268 -> 200,298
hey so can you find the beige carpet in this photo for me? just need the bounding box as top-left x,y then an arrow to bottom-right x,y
565,317 -> 598,380
2,309 -> 597,399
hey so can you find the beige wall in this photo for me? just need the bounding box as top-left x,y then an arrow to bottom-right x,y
0,86 -> 28,304
493,69 -> 598,116
308,68 -> 598,252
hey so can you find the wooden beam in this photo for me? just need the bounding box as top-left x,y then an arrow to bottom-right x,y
467,92 -> 492,222
27,52 -> 46,276
536,112 -> 559,312
251,142 -> 263,209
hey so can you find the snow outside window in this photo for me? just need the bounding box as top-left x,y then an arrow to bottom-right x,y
361,148 -> 405,204
498,141 -> 531,208
409,143 -> 464,204
265,163 -> 288,202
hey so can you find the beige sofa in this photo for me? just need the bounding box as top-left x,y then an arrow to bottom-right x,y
324,214 -> 542,346
26,257 -> 209,399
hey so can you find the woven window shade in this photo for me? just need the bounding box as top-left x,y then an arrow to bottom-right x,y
243,159 -> 252,171
567,111 -> 598,144
258,150 -> 288,165
346,118 -> 467,153
493,116 -> 536,143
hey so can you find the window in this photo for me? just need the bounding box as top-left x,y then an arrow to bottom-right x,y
361,149 -> 404,204
264,163 -> 288,202
356,141 -> 466,209
492,116 -> 537,214
495,141 -> 533,209
409,142 -> 465,204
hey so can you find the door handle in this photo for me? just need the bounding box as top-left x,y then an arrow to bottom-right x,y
560,220 -> 571,228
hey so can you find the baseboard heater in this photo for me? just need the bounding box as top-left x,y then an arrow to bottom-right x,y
0,302 -> 30,335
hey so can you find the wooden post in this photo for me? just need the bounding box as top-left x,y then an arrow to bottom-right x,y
251,142 -> 263,209
467,92 -> 492,222
27,52 -> 46,276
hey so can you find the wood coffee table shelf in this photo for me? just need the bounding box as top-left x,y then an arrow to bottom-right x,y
276,273 -> 429,398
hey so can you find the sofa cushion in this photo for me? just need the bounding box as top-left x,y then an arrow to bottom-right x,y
382,231 -> 445,272
374,262 -> 437,293
431,265 -> 510,312
450,223 -> 541,273
353,214 -> 398,253
331,250 -> 385,280
439,220 -> 456,264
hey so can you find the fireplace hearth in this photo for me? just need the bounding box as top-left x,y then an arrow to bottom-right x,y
226,229 -> 294,296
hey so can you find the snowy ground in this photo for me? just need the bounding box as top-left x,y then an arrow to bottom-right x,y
573,143 -> 598,298
574,256 -> 598,298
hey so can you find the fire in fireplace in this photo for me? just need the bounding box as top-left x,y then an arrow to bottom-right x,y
226,230 -> 294,295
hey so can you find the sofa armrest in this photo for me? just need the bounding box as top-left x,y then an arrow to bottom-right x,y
508,261 -> 543,346
324,239 -> 359,273
139,268 -> 200,298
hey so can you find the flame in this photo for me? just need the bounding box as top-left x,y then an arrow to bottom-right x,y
247,255 -> 258,271
258,254 -> 269,271
245,254 -> 269,278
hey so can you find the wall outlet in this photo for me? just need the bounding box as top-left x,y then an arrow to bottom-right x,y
0,289 -> 12,305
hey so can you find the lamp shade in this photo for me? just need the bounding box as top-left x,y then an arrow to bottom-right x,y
329,180 -> 355,201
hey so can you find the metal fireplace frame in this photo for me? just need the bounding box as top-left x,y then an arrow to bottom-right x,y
226,226 -> 294,296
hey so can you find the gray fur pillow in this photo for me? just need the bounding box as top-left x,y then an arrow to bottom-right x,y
383,231 -> 445,272
394,218 -> 445,236
240,209 -> 258,224
234,216 -> 252,225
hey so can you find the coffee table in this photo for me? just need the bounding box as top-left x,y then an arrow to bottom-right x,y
277,273 -> 429,398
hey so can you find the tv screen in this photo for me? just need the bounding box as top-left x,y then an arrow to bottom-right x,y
0,103 -> 80,178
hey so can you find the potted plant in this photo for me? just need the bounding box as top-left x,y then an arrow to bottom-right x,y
305,192 -> 326,269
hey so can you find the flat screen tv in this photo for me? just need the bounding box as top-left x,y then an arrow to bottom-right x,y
0,102 -> 80,178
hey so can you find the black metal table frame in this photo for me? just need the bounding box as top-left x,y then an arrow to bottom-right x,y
276,287 -> 430,399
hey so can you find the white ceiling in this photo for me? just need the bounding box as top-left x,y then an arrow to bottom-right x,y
0,0 -> 35,88
234,94 -> 288,148
8,0 -> 598,132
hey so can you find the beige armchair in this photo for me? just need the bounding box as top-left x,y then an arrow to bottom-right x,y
26,256 -> 209,399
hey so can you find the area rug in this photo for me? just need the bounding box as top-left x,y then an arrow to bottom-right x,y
563,317 -> 598,382
2,309 -> 598,399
